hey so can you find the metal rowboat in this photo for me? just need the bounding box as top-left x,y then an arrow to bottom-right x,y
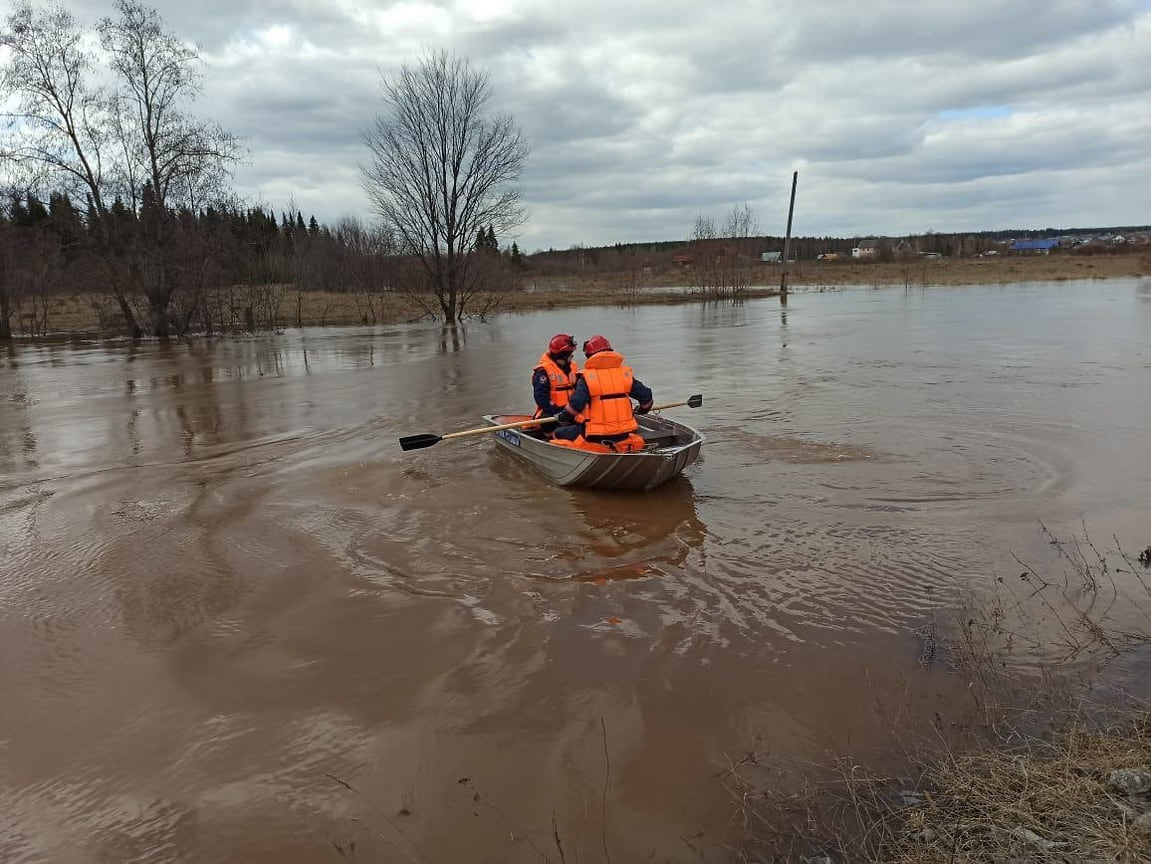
482,412 -> 705,490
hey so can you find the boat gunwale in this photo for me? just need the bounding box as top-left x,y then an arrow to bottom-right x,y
483,413 -> 705,458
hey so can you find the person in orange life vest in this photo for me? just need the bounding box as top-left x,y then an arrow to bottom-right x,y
552,335 -> 653,452
532,334 -> 580,427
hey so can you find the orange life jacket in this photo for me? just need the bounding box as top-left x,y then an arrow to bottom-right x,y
533,352 -> 579,418
552,433 -> 646,454
579,351 -> 638,437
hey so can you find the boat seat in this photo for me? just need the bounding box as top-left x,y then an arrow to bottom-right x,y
639,428 -> 678,447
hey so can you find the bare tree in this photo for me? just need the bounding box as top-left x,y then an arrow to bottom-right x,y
362,50 -> 528,322
692,213 -> 717,243
98,0 -> 241,210
689,203 -> 759,298
0,219 -> 17,340
0,2 -> 112,211
1,2 -> 242,337
725,202 -> 759,244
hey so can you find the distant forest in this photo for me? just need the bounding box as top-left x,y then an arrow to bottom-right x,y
2,189 -> 1148,339
0,191 -> 400,339
523,223 -> 1151,277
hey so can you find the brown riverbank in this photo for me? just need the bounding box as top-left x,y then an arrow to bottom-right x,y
6,251 -> 1149,337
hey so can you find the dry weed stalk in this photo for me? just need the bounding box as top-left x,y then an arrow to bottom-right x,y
732,526 -> 1151,863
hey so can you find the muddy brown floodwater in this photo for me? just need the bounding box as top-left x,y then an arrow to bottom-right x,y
2,281 -> 1151,862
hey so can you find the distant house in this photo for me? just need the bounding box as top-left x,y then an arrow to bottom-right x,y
1009,239 -> 1059,255
672,254 -> 695,267
851,239 -> 878,258
761,251 -> 782,263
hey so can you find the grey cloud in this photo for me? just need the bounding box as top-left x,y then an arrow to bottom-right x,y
456,16 -> 568,57
11,0 -> 1149,248
209,62 -> 379,154
509,84 -> 636,150
780,0 -> 1141,64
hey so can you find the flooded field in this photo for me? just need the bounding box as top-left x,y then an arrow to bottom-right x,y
2,280 -> 1150,862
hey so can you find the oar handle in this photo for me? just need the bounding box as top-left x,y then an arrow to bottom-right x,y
442,417 -> 554,441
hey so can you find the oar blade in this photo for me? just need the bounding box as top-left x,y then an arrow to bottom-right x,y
398,433 -> 442,451
686,394 -> 703,408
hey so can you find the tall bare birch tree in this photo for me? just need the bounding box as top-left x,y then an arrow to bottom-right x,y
362,51 -> 528,322
98,0 -> 240,211
0,2 -> 112,211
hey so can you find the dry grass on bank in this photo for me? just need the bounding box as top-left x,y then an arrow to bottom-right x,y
784,251 -> 1151,288
731,714 -> 1151,864
530,250 -> 1151,293
6,251 -> 1149,338
4,282 -> 780,337
729,530 -> 1151,864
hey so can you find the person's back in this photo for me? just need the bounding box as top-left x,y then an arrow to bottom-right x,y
580,349 -> 640,437
532,334 -> 579,421
552,335 -> 652,452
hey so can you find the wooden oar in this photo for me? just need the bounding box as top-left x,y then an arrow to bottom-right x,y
398,394 -> 703,452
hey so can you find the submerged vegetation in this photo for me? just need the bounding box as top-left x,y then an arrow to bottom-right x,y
729,527 -> 1151,863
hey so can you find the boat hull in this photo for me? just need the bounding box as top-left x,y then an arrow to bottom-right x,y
483,413 -> 704,490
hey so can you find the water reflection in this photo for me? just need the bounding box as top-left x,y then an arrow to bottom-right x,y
439,323 -> 465,353
564,479 -> 707,581
697,298 -> 748,329
0,348 -> 38,471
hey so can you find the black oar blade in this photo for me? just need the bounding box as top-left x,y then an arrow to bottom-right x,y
686,394 -> 703,408
399,433 -> 442,451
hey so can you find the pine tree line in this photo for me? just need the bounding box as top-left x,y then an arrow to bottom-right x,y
0,188 -> 402,338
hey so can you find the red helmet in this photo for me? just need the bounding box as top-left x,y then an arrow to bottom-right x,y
548,333 -> 577,355
582,334 -> 612,357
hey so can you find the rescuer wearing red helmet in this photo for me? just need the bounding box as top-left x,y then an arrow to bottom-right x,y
551,335 -> 654,453
531,333 -> 580,421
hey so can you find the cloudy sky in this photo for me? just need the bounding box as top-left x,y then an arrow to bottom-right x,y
19,0 -> 1151,251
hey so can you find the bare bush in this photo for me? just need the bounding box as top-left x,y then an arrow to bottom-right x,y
687,204 -> 760,299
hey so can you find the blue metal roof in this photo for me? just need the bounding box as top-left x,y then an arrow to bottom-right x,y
1010,239 -> 1059,251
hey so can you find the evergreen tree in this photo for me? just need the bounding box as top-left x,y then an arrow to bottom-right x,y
109,196 -> 135,229
475,224 -> 498,252
26,194 -> 51,225
308,215 -> 319,235
48,192 -> 83,248
296,211 -> 305,231
10,194 -> 30,227
85,194 -> 99,234
139,182 -> 165,246
510,241 -> 523,267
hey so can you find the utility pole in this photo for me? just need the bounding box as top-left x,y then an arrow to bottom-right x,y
780,171 -> 798,302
